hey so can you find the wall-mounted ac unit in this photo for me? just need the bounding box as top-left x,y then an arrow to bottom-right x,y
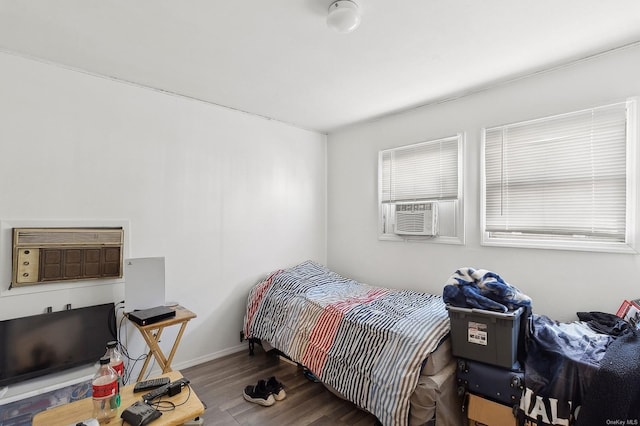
394,203 -> 438,236
12,227 -> 124,287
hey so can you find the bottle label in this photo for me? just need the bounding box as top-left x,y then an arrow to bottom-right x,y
112,361 -> 124,377
93,381 -> 117,398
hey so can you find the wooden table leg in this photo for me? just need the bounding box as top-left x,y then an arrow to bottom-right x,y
136,327 -> 167,381
163,322 -> 189,373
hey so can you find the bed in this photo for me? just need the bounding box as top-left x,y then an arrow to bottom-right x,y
243,261 -> 462,426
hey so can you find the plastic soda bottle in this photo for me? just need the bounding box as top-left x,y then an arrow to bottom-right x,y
92,356 -> 118,422
104,341 -> 124,407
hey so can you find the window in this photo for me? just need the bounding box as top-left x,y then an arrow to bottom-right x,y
482,99 -> 637,253
379,134 -> 464,244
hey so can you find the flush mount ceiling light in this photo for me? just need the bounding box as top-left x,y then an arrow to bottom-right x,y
327,0 -> 361,34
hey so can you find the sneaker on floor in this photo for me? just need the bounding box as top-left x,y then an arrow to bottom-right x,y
243,379 -> 275,407
266,376 -> 286,401
303,368 -> 320,383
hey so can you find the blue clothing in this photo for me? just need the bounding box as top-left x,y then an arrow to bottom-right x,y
443,267 -> 532,312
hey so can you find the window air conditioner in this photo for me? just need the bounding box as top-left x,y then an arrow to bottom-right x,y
12,227 -> 124,287
394,203 -> 438,236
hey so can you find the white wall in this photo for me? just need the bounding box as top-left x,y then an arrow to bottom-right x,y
0,51 -> 326,389
327,44 -> 640,322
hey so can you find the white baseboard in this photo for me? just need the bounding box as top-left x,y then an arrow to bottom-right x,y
172,343 -> 247,371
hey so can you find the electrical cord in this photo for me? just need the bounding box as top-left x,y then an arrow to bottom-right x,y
171,385 -> 192,407
108,302 -> 119,339
114,301 -> 152,386
149,385 -> 192,412
152,400 -> 176,411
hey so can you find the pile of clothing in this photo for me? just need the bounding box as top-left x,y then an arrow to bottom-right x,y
442,267 -> 532,312
577,312 -> 640,424
523,311 -> 640,426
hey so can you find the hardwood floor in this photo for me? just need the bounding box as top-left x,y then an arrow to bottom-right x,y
182,345 -> 379,425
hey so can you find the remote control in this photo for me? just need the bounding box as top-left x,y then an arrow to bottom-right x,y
133,377 -> 170,393
142,378 -> 189,402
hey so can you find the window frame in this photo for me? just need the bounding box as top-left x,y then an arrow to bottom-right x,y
481,98 -> 638,253
378,133 -> 465,245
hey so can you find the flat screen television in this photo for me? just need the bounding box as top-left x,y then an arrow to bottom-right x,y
0,303 -> 116,387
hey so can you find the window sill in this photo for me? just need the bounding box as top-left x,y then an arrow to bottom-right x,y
379,233 -> 464,245
481,236 -> 638,254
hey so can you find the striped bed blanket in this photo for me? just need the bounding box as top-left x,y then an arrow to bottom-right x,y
243,261 -> 450,425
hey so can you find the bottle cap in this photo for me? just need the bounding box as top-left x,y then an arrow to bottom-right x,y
99,356 -> 111,365
106,341 -> 117,348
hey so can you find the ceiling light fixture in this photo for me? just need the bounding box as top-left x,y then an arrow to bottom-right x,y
327,0 -> 361,34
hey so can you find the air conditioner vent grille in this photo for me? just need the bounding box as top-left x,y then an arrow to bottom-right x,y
394,203 -> 438,236
397,214 -> 426,233
14,228 -> 123,246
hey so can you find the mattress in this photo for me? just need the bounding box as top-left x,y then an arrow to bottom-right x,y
410,358 -> 463,426
420,338 -> 451,377
325,350 -> 460,426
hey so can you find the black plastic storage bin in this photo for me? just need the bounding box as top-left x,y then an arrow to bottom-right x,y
447,305 -> 524,369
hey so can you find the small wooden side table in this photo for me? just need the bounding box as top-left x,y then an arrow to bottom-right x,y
33,370 -> 204,426
127,305 -> 197,381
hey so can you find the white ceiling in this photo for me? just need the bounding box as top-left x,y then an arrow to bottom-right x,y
1,1 -> 640,133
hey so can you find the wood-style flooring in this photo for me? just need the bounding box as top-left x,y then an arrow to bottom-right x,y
182,345 -> 378,426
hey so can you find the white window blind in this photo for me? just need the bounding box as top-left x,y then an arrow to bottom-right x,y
381,136 -> 459,203
484,101 -> 632,243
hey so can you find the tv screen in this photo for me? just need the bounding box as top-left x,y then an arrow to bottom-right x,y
0,303 -> 116,387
